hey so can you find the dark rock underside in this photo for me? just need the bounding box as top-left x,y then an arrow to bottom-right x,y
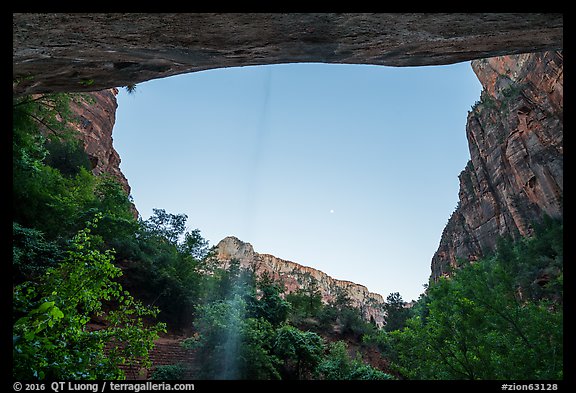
13,13 -> 562,95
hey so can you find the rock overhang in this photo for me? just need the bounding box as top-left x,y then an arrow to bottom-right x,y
13,13 -> 562,95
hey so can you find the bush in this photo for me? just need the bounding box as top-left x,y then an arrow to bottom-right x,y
273,325 -> 325,379
151,364 -> 186,380
315,341 -> 394,380
12,222 -> 64,281
12,216 -> 166,380
387,219 -> 563,380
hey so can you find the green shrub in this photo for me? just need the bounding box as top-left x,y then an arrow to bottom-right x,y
315,341 -> 394,380
387,218 -> 563,380
151,364 -> 186,380
13,216 -> 166,380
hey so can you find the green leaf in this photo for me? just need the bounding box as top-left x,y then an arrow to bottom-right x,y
34,301 -> 55,314
50,307 -> 64,319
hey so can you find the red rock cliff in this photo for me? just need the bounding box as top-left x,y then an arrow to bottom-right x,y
69,88 -> 131,197
213,236 -> 387,327
430,51 -> 563,281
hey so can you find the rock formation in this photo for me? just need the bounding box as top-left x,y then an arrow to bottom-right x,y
13,13 -> 562,95
213,236 -> 387,327
430,51 -> 563,281
68,88 -> 131,195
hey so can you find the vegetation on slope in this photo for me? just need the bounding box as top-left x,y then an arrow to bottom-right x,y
365,217 -> 563,380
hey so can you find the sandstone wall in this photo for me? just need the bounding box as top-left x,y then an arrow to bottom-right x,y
68,88 -> 131,196
430,51 -> 563,281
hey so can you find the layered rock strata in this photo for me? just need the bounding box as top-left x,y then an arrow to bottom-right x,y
13,13 -> 562,95
69,88 -> 131,196
430,51 -> 563,281
214,236 -> 387,327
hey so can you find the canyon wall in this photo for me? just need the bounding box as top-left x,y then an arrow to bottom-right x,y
430,51 -> 563,281
213,236 -> 387,326
69,88 -> 131,195
13,13 -> 562,95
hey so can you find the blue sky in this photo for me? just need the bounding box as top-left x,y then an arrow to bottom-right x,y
113,61 -> 483,302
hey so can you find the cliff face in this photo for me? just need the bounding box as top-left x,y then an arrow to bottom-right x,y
13,13 -> 562,95
213,236 -> 387,327
69,88 -> 131,196
431,51 -> 563,281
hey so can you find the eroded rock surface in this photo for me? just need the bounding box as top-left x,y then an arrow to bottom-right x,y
13,13 -> 562,95
214,236 -> 387,326
430,51 -> 563,281
69,88 -> 131,195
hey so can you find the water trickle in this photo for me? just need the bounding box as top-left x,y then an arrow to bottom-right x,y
217,293 -> 245,380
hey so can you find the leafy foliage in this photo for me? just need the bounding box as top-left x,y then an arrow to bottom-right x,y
273,325 -> 325,379
43,137 -> 92,177
185,259 -> 388,380
12,92 -> 168,380
114,209 -> 209,328
286,274 -> 323,321
13,216 -> 166,379
247,272 -> 291,327
315,341 -> 394,380
387,218 -> 563,380
383,292 -> 411,332
13,92 -> 139,248
285,277 -> 376,339
13,222 -> 64,280
124,84 -> 138,94
150,364 -> 186,380
142,208 -> 188,245
191,296 -> 281,379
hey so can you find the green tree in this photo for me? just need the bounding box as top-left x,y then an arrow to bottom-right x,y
142,208 -> 188,244
118,209 -> 209,329
383,292 -> 411,332
192,295 -> 280,379
78,174 -> 140,252
240,317 -> 281,379
13,93 -> 83,234
13,92 -> 139,246
273,325 -> 325,379
13,215 -> 166,380
338,306 -> 373,337
13,222 -> 64,281
248,272 -> 291,327
179,228 -> 210,260
286,275 -> 323,328
315,341 -> 394,380
388,219 -> 563,380
13,93 -> 78,145
198,259 -> 248,305
43,137 -> 92,177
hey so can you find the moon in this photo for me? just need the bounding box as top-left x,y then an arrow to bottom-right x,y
329,209 -> 335,214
